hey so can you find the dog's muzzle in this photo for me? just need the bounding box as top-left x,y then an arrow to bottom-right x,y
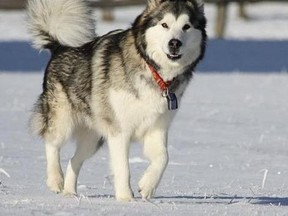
167,39 -> 182,61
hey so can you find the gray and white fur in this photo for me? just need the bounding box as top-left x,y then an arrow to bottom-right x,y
28,0 -> 207,201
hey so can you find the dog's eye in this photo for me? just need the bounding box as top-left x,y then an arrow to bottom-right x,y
182,24 -> 191,31
161,23 -> 169,29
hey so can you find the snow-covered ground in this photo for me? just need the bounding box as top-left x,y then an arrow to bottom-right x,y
1,73 -> 288,215
1,2 -> 288,216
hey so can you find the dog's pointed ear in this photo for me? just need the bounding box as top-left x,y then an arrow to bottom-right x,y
194,0 -> 204,13
147,0 -> 165,9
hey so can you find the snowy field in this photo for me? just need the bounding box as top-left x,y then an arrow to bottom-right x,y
1,2 -> 288,216
1,73 -> 288,216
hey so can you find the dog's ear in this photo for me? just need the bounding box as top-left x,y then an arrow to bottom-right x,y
185,0 -> 204,12
147,0 -> 165,9
195,0 -> 204,13
187,0 -> 204,13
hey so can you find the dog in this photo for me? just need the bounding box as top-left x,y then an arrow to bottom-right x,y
27,0 -> 207,201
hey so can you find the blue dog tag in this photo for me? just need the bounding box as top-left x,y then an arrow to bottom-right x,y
166,91 -> 178,110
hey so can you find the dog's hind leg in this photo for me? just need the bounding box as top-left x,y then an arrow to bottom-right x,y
32,91 -> 74,194
44,114 -> 73,193
44,112 -> 73,194
138,126 -> 169,199
45,142 -> 65,193
63,128 -> 103,196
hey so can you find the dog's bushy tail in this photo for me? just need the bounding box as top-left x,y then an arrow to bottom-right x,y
27,0 -> 95,50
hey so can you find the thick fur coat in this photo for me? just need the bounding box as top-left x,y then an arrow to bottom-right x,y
28,0 -> 207,201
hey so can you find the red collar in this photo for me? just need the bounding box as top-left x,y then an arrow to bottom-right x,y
147,64 -> 172,93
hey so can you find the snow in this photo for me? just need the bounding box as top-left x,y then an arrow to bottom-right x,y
1,73 -> 288,215
1,2 -> 288,215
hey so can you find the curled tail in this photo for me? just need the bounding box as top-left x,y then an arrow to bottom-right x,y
27,0 -> 95,50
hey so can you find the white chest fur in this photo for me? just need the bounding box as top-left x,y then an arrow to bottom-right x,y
109,85 -> 173,141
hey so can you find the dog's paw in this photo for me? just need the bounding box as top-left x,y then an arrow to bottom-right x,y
115,191 -> 134,202
138,177 -> 156,199
62,189 -> 77,197
47,176 -> 64,193
138,187 -> 155,200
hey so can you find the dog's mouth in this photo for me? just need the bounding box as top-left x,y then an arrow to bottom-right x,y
167,53 -> 182,61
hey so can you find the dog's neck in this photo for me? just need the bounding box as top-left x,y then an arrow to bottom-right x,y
142,57 -> 185,83
146,63 -> 173,92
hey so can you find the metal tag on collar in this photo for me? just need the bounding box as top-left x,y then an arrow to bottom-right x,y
163,89 -> 178,110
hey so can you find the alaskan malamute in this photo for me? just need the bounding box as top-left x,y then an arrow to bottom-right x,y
28,0 -> 207,201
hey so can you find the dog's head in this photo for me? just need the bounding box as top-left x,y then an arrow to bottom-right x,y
133,0 -> 206,72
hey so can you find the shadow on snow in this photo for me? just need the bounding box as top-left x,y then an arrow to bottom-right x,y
154,195 -> 288,206
1,40 -> 288,72
85,193 -> 288,206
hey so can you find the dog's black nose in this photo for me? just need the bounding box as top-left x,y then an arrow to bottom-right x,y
168,39 -> 182,50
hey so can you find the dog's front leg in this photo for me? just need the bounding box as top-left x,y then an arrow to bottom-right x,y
107,134 -> 133,201
139,127 -> 168,199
